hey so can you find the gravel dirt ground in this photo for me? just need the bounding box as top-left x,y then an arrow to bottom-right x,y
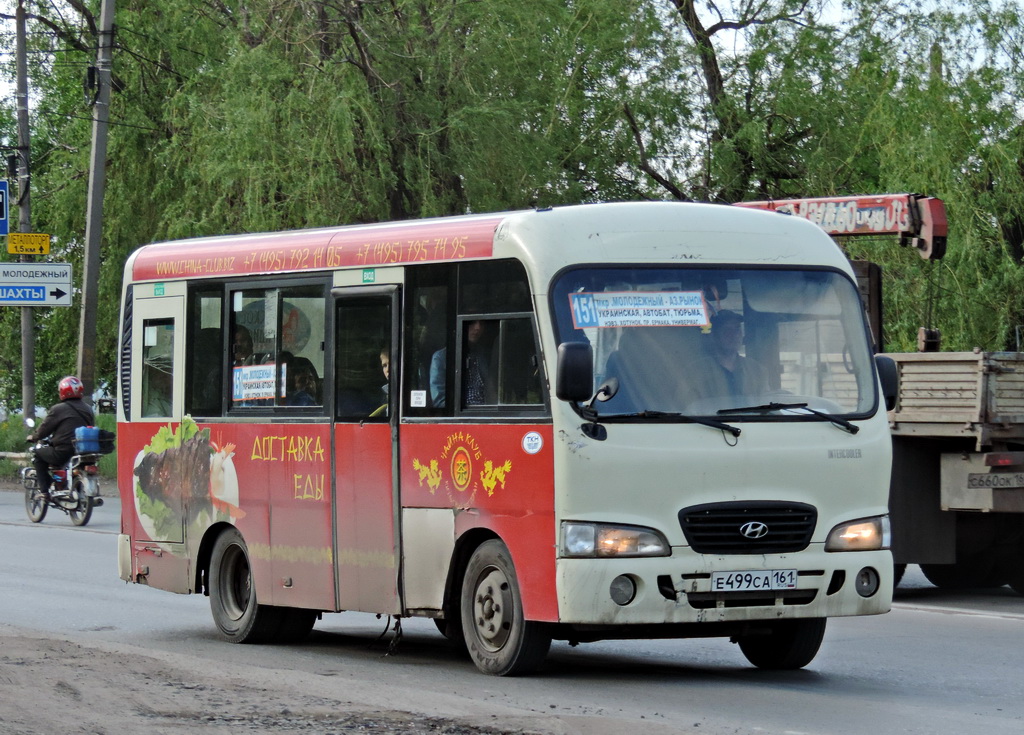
0,476 -> 552,735
0,633 -> 540,735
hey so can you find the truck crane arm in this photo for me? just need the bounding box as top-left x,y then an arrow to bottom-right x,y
735,193 -> 947,260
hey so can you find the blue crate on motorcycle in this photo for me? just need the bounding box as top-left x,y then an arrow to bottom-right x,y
73,426 -> 116,454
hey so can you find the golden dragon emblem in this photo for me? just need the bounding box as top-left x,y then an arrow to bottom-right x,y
412,458 -> 442,493
480,459 -> 512,497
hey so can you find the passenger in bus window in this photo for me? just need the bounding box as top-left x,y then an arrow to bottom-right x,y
233,325 -> 254,366
370,344 -> 390,417
431,320 -> 494,407
462,320 -> 491,404
285,356 -> 319,406
706,310 -> 767,397
429,345 -> 447,407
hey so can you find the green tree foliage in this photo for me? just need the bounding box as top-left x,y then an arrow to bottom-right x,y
644,1 -> 1024,351
5,0 -> 1024,411
0,0 -> 674,408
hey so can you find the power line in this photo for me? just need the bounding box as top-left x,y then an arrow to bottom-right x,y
30,106 -> 162,133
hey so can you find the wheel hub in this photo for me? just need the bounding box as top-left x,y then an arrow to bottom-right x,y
473,568 -> 512,651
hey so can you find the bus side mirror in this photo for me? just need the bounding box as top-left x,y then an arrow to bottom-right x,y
556,342 -> 594,402
875,355 -> 898,412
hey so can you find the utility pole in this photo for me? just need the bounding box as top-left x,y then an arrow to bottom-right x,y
15,0 -> 35,418
76,0 -> 115,400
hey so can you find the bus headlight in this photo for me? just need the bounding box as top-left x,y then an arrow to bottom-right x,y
561,522 -> 670,558
825,515 -> 891,551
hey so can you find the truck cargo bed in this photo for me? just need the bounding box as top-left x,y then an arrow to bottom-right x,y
884,351 -> 1024,448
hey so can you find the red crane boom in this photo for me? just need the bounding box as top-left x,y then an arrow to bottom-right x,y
735,193 -> 947,260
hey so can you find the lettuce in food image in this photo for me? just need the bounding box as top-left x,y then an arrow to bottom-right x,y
133,417 -> 242,543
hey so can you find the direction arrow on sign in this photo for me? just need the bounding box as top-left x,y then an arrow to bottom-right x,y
0,262 -> 73,307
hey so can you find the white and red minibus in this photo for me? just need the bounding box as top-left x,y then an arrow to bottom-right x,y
116,202 -> 894,675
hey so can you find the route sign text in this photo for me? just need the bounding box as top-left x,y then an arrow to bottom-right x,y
0,262 -> 72,307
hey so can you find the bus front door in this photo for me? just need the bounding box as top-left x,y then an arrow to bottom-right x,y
332,285 -> 401,614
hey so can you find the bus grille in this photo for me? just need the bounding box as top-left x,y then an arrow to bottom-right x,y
678,501 -> 817,554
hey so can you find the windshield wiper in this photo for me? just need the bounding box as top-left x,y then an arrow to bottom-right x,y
612,409 -> 741,437
717,402 -> 859,435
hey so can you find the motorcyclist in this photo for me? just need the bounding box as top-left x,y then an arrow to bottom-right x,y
27,376 -> 95,498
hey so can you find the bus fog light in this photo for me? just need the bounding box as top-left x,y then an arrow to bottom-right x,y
854,567 -> 880,597
609,575 -> 637,606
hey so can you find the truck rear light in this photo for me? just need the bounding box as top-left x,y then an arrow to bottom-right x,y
983,452 -> 1024,467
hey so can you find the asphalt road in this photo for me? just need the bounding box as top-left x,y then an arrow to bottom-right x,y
1,482 -> 1023,735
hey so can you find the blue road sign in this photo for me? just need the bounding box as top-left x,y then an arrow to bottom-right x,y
0,285 -> 47,302
0,181 -> 8,236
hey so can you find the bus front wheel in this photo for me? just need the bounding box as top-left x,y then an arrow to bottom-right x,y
736,618 -> 826,670
461,539 -> 550,676
209,528 -> 283,643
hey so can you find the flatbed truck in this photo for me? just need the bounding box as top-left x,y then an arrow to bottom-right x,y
739,194 -> 1024,594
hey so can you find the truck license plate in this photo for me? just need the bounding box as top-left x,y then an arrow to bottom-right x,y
711,569 -> 798,592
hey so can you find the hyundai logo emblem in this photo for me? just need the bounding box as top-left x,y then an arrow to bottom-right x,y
739,521 -> 769,539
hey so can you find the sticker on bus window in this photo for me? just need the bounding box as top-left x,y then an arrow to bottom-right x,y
569,291 -> 710,329
232,363 -> 279,404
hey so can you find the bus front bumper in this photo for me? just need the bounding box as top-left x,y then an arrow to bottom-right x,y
554,546 -> 893,626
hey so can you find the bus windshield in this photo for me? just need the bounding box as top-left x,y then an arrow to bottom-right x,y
551,266 -> 877,418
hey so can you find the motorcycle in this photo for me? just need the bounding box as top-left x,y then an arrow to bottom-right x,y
21,422 -> 114,527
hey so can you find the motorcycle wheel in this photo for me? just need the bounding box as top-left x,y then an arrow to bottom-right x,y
68,478 -> 93,527
24,470 -> 47,523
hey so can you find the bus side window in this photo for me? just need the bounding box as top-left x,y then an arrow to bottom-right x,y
405,273 -> 450,415
404,258 -> 543,415
494,317 -> 543,406
336,300 -> 391,421
141,319 -> 174,418
186,290 -> 224,417
227,285 -> 326,410
190,328 -> 224,413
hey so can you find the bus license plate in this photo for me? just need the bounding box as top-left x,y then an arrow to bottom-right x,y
711,569 -> 798,592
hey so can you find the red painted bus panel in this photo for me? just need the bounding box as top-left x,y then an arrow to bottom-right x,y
131,216 -> 504,282
120,420 -> 336,611
120,416 -> 556,620
334,422 -> 400,614
400,423 -> 558,622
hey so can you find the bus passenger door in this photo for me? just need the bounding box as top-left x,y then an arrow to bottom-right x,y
332,285 -> 401,614
122,287 -> 194,593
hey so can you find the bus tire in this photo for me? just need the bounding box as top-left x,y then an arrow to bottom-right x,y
433,615 -> 467,653
737,618 -> 826,670
276,608 -> 318,643
209,527 -> 283,643
461,539 -> 550,676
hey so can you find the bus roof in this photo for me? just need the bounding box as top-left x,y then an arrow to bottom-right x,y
128,212 -> 508,282
127,202 -> 846,284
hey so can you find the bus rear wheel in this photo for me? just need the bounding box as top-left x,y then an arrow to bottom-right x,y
209,528 -> 284,643
461,539 -> 550,676
736,618 -> 826,670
